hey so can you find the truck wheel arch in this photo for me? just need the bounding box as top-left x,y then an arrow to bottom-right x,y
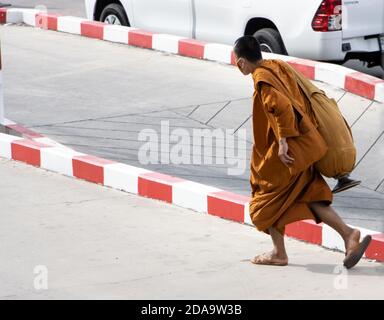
94,0 -> 129,24
244,18 -> 288,55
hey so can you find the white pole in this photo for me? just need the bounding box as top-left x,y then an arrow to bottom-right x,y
0,40 -> 4,125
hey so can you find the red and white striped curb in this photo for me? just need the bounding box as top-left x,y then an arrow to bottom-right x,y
1,8 -> 384,103
0,129 -> 383,263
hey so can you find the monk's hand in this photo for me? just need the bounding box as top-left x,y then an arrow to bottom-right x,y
278,138 -> 295,165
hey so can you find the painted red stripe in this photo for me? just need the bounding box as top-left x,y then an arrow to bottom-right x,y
178,39 -> 206,59
285,220 -> 323,245
128,30 -> 153,49
81,21 -> 104,40
11,139 -> 50,167
35,13 -> 59,31
6,124 -> 44,139
0,8 -> 6,24
288,59 -> 317,80
207,191 -> 249,223
138,172 -> 184,203
345,72 -> 384,100
365,233 -> 384,262
72,155 -> 115,184
231,51 -> 237,66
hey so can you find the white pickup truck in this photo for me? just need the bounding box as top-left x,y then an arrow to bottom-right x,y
85,0 -> 384,69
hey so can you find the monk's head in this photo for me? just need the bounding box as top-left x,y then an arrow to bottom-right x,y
233,36 -> 263,75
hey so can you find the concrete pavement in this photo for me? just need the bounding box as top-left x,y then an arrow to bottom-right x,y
0,157 -> 383,299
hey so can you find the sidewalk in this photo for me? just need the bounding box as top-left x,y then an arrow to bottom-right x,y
0,157 -> 383,299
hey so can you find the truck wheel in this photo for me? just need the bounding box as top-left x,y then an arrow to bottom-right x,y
100,3 -> 129,26
253,28 -> 286,55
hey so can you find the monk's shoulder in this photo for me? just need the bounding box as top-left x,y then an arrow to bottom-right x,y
252,60 -> 284,87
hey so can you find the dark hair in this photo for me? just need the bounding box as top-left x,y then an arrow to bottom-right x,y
234,36 -> 262,62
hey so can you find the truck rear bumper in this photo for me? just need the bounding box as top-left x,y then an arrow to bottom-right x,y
342,35 -> 384,67
286,31 -> 383,67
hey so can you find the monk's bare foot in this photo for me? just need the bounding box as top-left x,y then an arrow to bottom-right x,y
251,251 -> 288,266
344,228 -> 361,256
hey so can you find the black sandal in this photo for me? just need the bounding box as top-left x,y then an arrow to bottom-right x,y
332,176 -> 361,194
343,235 -> 372,269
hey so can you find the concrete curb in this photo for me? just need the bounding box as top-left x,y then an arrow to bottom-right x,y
0,124 -> 383,263
0,8 -> 383,263
1,7 -> 384,103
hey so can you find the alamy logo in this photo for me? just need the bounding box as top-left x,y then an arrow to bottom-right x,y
333,265 -> 348,290
33,265 -> 48,290
138,121 -> 247,176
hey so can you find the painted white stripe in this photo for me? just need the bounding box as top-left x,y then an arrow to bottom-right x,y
103,25 -> 135,44
40,147 -> 84,177
374,82 -> 384,103
4,8 -> 23,24
22,9 -> 43,27
57,16 -> 87,35
262,52 -> 297,62
0,133 -> 23,159
322,223 -> 380,252
173,181 -> 221,213
315,63 -> 355,89
152,34 -> 186,54
204,43 -> 233,64
243,202 -> 252,226
322,224 -> 345,251
104,163 -> 151,194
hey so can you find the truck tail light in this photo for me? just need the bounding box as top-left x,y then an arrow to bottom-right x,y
312,0 -> 342,32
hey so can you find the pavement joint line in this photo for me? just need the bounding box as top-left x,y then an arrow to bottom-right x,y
38,129 -> 254,149
336,91 -> 347,103
375,178 -> 384,192
333,205 -> 384,211
350,100 -> 375,128
336,194 -> 384,200
205,101 -> 232,125
357,183 -> 384,194
354,130 -> 384,169
94,119 -> 209,129
28,99 -> 250,129
170,109 -> 216,129
233,114 -> 252,135
186,105 -> 201,117
2,7 -> 383,103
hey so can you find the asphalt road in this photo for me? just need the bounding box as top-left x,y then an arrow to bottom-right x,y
4,0 -> 85,17
4,0 -> 384,79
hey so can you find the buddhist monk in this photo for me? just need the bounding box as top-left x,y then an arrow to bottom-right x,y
233,36 -> 371,269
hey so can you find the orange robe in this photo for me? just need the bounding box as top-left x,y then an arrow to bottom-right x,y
249,59 -> 332,235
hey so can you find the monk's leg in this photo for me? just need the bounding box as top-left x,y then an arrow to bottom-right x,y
309,202 -> 360,253
251,227 -> 288,266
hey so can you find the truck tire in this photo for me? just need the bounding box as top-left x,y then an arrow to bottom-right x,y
100,3 -> 129,26
253,28 -> 286,55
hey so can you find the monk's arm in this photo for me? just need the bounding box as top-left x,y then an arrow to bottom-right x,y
260,83 -> 300,139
